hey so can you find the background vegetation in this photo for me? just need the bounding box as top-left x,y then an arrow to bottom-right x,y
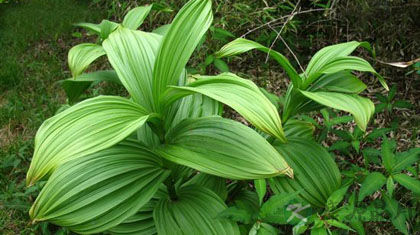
0,0 -> 418,234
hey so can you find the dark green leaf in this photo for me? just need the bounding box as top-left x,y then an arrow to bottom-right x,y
154,185 -> 239,234
358,172 -> 386,202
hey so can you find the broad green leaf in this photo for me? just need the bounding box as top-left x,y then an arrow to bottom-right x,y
99,20 -> 119,40
284,119 -> 314,139
231,190 -> 260,218
74,22 -> 101,34
184,173 -> 227,200
381,137 -> 395,173
393,100 -> 413,109
310,226 -> 327,235
215,38 -> 301,87
152,24 -> 171,36
307,56 -> 387,90
383,194 -> 408,234
167,93 -> 221,130
310,71 -> 367,94
164,73 -> 286,142
122,5 -> 153,30
137,124 -> 160,148
392,148 -> 420,172
270,138 -> 341,208
358,172 -> 386,202
393,174 -> 420,194
259,87 -> 283,110
349,221 -> 365,235
60,70 -> 120,103
108,201 -> 157,235
213,58 -> 229,72
68,43 -> 105,78
255,179 -> 267,205
103,28 -> 161,110
26,96 -> 151,185
218,207 -> 253,224
153,0 -> 213,106
326,185 -> 349,210
154,185 -> 239,235
253,222 -> 278,235
30,141 -> 170,234
156,117 -> 292,180
300,91 -> 374,131
325,220 -> 354,232
258,192 -> 307,225
293,222 -> 308,235
282,85 -> 322,122
305,41 -> 372,78
386,176 -> 395,197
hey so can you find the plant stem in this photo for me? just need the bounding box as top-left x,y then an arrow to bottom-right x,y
164,177 -> 178,201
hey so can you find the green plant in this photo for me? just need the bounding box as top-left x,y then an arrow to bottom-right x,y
375,84 -> 413,115
26,0 -> 393,234
341,137 -> 420,234
27,1 -> 293,234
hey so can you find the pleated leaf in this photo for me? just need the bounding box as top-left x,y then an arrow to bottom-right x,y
103,28 -> 161,110
306,56 -> 387,90
184,173 -> 228,200
309,71 -> 367,94
269,138 -> 341,208
68,43 -> 105,78
108,201 -> 157,235
300,91 -> 374,131
99,20 -> 120,40
26,96 -> 151,185
169,94 -> 221,129
154,185 -> 240,235
164,73 -> 286,142
153,0 -> 213,105
305,41 -> 372,77
74,20 -> 119,40
156,117 -> 292,180
60,70 -> 121,103
122,5 -> 153,30
30,141 -> 170,234
284,119 -> 315,139
304,40 -> 387,90
74,22 -> 101,34
215,38 -> 301,87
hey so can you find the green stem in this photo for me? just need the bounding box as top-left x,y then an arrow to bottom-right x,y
164,177 -> 178,201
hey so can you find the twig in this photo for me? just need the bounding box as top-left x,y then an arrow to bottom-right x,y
265,0 -> 301,63
279,36 -> 307,78
267,24 -> 307,77
240,8 -> 325,38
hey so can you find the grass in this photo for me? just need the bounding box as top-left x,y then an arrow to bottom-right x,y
0,0 -> 104,233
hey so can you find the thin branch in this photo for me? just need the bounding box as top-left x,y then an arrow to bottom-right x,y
265,0 -> 301,63
279,36 -> 307,78
240,8 -> 325,38
267,24 -> 307,77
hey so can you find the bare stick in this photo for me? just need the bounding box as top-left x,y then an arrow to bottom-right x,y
279,36 -> 307,78
267,24 -> 307,77
240,8 -> 325,38
265,0 -> 301,63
